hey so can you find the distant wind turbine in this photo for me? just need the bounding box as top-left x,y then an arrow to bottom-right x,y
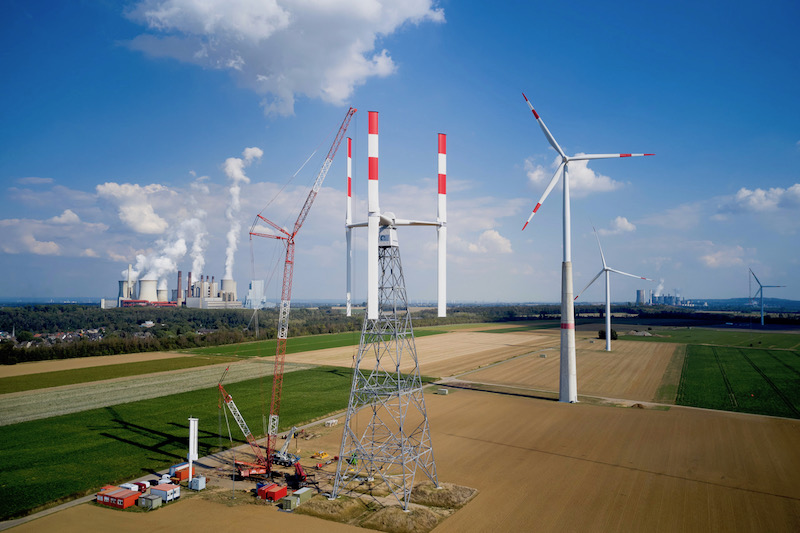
749,268 -> 786,326
521,93 -> 654,403
574,227 -> 654,351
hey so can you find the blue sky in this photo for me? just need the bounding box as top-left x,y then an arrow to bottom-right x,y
1,0 -> 798,304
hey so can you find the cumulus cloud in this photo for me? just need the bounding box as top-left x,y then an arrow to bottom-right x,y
598,216 -> 636,236
717,184 -> 800,213
20,234 -> 60,255
96,182 -> 171,234
467,229 -> 512,254
49,209 -> 81,225
525,156 -> 624,199
126,0 -> 445,116
699,244 -> 746,268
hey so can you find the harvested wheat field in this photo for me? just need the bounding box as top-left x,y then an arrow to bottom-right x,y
463,338 -> 681,402
287,331 -> 560,378
10,388 -> 800,532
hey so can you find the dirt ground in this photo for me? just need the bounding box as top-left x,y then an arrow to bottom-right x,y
5,327 -> 800,531
461,337 -> 680,402
10,389 -> 800,532
0,350 -> 198,378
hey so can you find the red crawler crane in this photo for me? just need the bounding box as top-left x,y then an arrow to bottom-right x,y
250,107 -> 356,472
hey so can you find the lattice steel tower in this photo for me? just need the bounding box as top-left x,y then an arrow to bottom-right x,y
331,111 -> 446,510
331,227 -> 438,509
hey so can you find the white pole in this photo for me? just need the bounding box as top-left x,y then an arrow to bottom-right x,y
437,133 -> 447,318
605,271 -> 612,351
560,163 -> 577,403
367,112 -> 379,320
188,417 -> 199,485
346,137 -> 353,317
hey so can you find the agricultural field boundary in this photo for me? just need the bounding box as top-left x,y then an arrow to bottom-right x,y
0,360 -> 312,426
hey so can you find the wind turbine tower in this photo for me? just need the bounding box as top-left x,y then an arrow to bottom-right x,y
521,93 -> 653,402
332,111 -> 445,510
749,268 -> 786,326
574,227 -> 654,351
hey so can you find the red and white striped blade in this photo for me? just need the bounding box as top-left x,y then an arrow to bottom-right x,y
574,269 -> 604,300
522,161 -> 564,230
522,93 -> 566,158
570,153 -> 655,161
608,268 -> 653,281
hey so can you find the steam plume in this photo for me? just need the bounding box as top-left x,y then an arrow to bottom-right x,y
224,147 -> 262,279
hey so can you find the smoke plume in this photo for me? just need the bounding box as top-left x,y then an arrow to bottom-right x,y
224,147 -> 262,279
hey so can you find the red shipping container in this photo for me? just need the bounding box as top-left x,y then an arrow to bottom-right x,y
266,485 -> 287,501
257,483 -> 277,500
173,466 -> 195,481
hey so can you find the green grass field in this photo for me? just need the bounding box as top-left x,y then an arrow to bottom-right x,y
0,366 -> 353,521
676,345 -> 800,418
476,321 -> 562,333
0,355 -> 240,395
620,327 -> 800,350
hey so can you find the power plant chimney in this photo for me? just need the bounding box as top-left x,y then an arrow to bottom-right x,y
177,271 -> 183,304
187,271 -> 192,299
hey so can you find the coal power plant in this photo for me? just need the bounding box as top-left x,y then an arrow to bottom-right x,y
101,267 -> 242,309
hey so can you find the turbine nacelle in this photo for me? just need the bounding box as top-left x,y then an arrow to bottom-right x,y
346,111 -> 447,320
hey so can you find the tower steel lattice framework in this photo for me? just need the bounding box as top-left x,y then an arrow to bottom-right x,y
331,236 -> 438,510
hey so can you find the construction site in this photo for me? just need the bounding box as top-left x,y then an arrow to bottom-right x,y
2,106 -> 799,533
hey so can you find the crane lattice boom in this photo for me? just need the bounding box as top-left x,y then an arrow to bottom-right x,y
250,107 -> 356,471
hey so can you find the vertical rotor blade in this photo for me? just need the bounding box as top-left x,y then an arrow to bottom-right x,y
367,216 -> 378,320
593,226 -> 607,268
522,93 -> 566,158
522,162 -> 564,230
368,111 -> 379,214
437,133 -> 447,317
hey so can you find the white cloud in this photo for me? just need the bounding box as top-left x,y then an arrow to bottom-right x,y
49,209 -> 81,225
20,234 -> 60,255
96,182 -> 171,234
81,248 -> 100,258
525,155 -> 623,200
126,0 -> 445,116
718,184 -> 800,213
467,229 -> 512,254
16,177 -> 54,185
699,244 -> 746,268
598,216 -> 636,236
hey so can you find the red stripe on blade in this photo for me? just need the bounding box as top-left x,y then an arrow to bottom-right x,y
368,111 -> 378,134
438,133 -> 446,154
438,174 -> 446,194
368,157 -> 378,180
620,154 -> 631,157
560,323 -> 575,329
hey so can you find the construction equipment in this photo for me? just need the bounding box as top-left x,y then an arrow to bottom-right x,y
250,107 -> 356,472
217,367 -> 268,476
271,426 -> 300,467
311,451 -> 329,460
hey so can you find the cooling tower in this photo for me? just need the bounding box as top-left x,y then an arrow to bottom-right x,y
118,280 -> 134,299
221,278 -> 237,300
139,279 -> 158,302
157,289 -> 168,302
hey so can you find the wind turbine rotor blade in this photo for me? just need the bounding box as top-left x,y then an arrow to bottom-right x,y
608,268 -> 653,281
368,111 -> 380,214
346,227 -> 352,317
522,93 -> 566,158
438,133 -> 447,317
367,216 -> 379,320
750,269 -> 763,288
570,153 -> 655,161
592,226 -> 607,268
522,161 -> 565,230
574,270 -> 604,300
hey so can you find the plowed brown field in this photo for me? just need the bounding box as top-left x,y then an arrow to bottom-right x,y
463,338 -> 680,402
11,389 -> 800,532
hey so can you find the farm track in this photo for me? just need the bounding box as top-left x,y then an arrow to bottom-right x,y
738,348 -> 800,417
0,359 -> 313,426
712,346 -> 738,408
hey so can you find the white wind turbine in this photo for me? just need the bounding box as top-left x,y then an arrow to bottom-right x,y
749,268 -> 785,326
574,227 -> 654,351
521,93 -> 654,403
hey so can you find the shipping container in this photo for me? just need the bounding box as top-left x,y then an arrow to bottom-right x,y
280,495 -> 299,510
266,485 -> 288,501
150,483 -> 181,502
173,466 -> 195,481
293,487 -> 313,503
96,487 -> 140,509
138,494 -> 162,510
257,483 -> 278,500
